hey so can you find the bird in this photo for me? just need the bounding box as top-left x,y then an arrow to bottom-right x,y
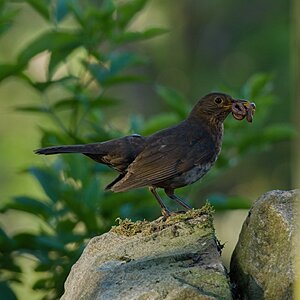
35,92 -> 254,216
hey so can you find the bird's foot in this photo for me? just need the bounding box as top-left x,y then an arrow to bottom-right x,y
161,208 -> 171,219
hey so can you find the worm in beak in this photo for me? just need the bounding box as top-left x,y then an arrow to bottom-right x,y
232,100 -> 256,122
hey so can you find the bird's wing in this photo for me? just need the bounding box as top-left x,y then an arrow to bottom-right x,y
84,134 -> 146,172
111,130 -> 215,192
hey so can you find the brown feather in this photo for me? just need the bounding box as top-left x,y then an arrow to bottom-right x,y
111,120 -> 218,192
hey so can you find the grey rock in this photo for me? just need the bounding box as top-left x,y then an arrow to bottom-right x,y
61,206 -> 232,300
230,190 -> 299,300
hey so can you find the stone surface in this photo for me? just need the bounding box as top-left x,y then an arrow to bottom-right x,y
230,190 -> 299,299
62,206 -> 232,300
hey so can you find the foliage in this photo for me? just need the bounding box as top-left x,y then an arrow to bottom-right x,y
0,0 -> 166,298
0,0 -> 294,299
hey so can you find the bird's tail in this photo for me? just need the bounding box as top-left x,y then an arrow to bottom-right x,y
35,144 -> 93,155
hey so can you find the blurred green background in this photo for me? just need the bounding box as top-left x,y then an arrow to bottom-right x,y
0,0 -> 296,299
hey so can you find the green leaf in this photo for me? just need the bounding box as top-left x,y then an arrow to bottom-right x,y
62,154 -> 90,181
28,167 -> 60,203
32,278 -> 52,290
90,96 -> 120,107
117,0 -> 147,28
0,228 -> 17,250
56,219 -> 77,233
17,30 -> 82,68
114,27 -> 168,43
53,96 -> 119,110
85,52 -> 145,85
14,105 -> 49,113
156,85 -> 189,118
81,177 -> 101,208
36,235 -> 65,251
14,232 -> 65,251
0,64 -> 23,81
0,282 -> 17,300
23,0 -> 50,20
35,76 -> 78,92
129,114 -> 144,133
75,1 -> 115,35
141,113 -> 180,135
243,73 -> 273,99
66,0 -> 84,26
52,97 -> 81,110
13,233 -> 37,248
100,0 -> 115,15
0,7 -> 19,35
54,0 -> 78,22
48,51 -> 68,78
8,196 -> 54,221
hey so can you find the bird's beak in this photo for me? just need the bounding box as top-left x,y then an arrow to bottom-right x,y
231,99 -> 256,122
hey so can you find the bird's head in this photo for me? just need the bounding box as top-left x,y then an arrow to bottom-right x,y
188,92 -> 255,124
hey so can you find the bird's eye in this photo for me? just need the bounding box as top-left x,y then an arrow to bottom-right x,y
214,97 -> 223,104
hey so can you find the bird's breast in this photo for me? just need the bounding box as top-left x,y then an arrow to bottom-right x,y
178,163 -> 213,185
157,162 -> 214,189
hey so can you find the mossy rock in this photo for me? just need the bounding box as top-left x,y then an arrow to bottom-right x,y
230,190 -> 299,300
62,205 -> 232,300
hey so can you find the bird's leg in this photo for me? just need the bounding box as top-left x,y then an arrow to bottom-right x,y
164,188 -> 192,210
149,186 -> 171,217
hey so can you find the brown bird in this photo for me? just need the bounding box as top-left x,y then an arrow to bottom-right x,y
35,92 -> 255,216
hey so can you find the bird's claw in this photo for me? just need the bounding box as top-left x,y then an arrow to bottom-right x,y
161,208 -> 171,219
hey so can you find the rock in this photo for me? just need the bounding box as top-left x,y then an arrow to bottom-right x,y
230,190 -> 299,299
62,205 -> 232,300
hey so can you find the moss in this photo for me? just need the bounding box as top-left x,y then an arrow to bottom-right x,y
111,203 -> 214,237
